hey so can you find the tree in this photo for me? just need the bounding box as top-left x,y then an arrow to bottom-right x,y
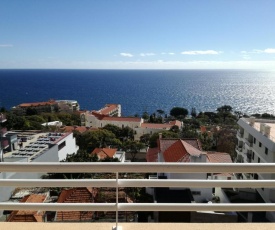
149,131 -> 179,148
26,107 -> 38,116
142,111 -> 149,120
103,124 -> 122,137
79,129 -> 122,152
170,107 -> 188,118
191,107 -> 197,118
122,140 -> 145,161
199,132 -> 213,151
217,105 -> 233,113
140,133 -> 151,145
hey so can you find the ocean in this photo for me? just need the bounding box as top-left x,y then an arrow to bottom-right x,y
0,69 -> 274,116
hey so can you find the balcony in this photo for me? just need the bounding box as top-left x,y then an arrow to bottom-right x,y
235,146 -> 243,155
1,162 -> 275,229
245,138 -> 253,148
237,130 -> 244,138
246,152 -> 252,163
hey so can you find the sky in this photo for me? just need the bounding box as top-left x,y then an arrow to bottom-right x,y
1,0 -> 275,69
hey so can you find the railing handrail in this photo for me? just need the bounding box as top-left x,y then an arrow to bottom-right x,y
2,178 -> 275,188
1,162 -> 275,173
2,162 -> 275,225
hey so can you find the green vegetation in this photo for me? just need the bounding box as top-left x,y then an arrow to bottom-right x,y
4,111 -> 80,130
170,107 -> 189,118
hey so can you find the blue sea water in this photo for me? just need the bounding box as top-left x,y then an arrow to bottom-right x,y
0,69 -> 275,116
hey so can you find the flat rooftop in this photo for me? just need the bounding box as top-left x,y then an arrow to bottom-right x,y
242,118 -> 275,142
4,132 -> 70,162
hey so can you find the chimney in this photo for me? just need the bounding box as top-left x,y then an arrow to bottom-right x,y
249,117 -> 255,126
264,125 -> 271,137
159,133 -> 162,140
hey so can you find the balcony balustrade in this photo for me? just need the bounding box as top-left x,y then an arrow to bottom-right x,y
1,162 -> 275,229
237,130 -> 244,138
245,138 -> 253,147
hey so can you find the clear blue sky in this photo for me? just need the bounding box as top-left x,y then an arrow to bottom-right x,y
1,0 -> 275,69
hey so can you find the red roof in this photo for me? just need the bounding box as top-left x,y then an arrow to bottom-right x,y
101,116 -> 141,122
56,187 -> 97,222
98,104 -> 119,115
206,152 -> 233,163
19,100 -> 56,107
146,147 -> 159,162
91,148 -> 117,159
141,123 -> 172,129
7,194 -> 46,222
61,126 -> 97,133
147,138 -> 203,163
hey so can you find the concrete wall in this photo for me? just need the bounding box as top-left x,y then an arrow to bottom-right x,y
56,133 -> 79,161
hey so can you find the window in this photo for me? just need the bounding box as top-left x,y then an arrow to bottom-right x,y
259,142 -> 262,147
258,157 -> 260,163
252,151 -> 255,160
265,147 -> 268,155
253,137 -> 256,144
58,141 -> 66,150
254,174 -> 258,180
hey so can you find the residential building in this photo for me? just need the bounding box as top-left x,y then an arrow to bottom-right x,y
236,117 -> 275,221
11,99 -> 80,115
11,100 -> 58,115
56,100 -> 80,112
91,148 -> 126,162
81,104 -> 182,140
146,134 -> 235,222
0,131 -> 79,216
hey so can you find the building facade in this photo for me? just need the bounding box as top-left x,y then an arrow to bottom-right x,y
81,104 -> 182,140
236,117 -> 275,221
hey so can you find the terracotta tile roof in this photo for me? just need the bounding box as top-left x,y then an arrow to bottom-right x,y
206,152 -> 233,163
146,147 -> 159,162
98,104 -> 119,115
207,152 -> 233,177
91,148 -> 117,159
56,187 -> 97,222
154,138 -> 204,162
141,123 -> 172,129
163,140 -> 190,162
19,100 -> 57,107
158,138 -> 202,153
101,116 -> 141,122
141,120 -> 181,129
7,194 -> 46,222
61,126 -> 97,133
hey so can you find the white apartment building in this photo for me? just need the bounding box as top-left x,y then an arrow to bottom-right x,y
236,117 -> 275,221
0,131 -> 79,216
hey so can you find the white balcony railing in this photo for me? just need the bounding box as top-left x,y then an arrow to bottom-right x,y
1,163 -> 275,228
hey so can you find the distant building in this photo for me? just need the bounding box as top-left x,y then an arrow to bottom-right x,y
56,100 -> 80,112
91,147 -> 126,162
236,117 -> 275,221
81,104 -> 182,140
11,99 -> 80,115
11,100 -> 58,115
